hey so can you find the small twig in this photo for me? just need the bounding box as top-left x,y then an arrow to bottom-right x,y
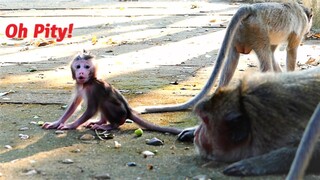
95,129 -> 105,141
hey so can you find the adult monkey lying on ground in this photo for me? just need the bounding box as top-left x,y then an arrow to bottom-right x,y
42,52 -> 182,135
136,2 -> 313,114
286,103 -> 320,179
193,67 -> 320,176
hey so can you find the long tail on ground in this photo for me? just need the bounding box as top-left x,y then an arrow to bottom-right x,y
130,114 -> 182,135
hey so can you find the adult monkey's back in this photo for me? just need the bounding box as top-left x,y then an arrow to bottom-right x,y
136,2 -> 313,114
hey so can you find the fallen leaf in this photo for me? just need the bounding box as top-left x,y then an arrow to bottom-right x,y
92,35 -> 98,45
209,19 -> 217,23
313,33 -> 320,38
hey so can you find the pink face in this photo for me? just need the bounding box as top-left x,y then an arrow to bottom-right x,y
194,109 -> 217,160
72,60 -> 94,84
193,90 -> 251,162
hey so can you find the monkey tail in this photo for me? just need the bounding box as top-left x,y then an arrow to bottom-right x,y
201,5 -> 253,85
136,6 -> 253,113
129,114 -> 182,135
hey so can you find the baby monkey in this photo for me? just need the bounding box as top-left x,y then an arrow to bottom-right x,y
42,52 -> 181,135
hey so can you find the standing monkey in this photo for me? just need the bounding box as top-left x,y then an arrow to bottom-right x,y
137,2 -> 313,113
192,67 -> 320,176
42,52 -> 182,135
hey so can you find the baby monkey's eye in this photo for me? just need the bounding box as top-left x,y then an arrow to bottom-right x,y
76,65 -> 81,69
85,65 -> 90,69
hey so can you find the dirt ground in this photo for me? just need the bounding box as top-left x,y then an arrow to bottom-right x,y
1,0 -> 320,179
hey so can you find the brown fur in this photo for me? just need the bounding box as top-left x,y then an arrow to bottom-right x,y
42,52 -> 181,135
193,67 -> 320,176
287,103 -> 320,179
137,2 -> 313,113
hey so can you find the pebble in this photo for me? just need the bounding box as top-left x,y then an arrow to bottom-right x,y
61,159 -> 74,164
29,121 -> 37,125
247,63 -> 257,67
119,90 -> 130,93
125,119 -> 133,123
19,127 -> 29,131
80,134 -> 95,140
19,134 -> 29,140
4,145 -> 12,149
23,169 -> 37,176
135,91 -> 143,95
142,150 -> 155,158
192,175 -> 210,180
170,80 -> 179,85
61,105 -> 68,110
127,162 -> 137,167
55,130 -> 65,135
94,173 -> 111,179
48,57 -> 57,61
114,141 -> 121,148
70,149 -> 81,153
146,137 -> 164,146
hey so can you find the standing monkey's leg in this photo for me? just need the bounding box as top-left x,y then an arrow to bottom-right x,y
286,35 -> 300,71
271,45 -> 282,72
255,48 -> 273,72
253,33 -> 273,72
135,2 -> 312,114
